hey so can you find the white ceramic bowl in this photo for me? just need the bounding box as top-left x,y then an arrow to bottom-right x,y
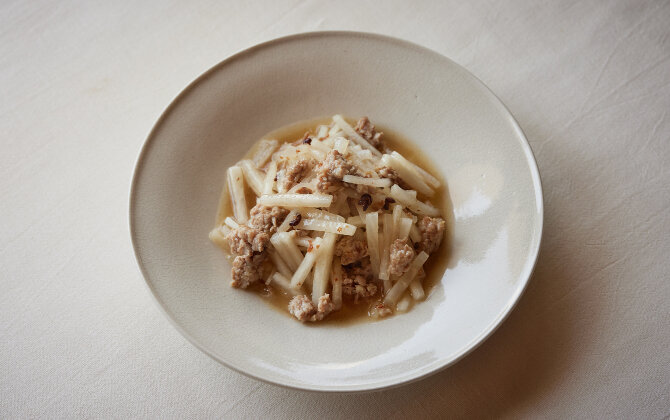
130,32 -> 543,392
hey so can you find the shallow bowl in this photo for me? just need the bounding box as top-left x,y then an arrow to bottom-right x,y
130,31 -> 543,392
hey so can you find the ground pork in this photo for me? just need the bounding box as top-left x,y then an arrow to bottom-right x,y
230,254 -> 266,289
278,158 -> 314,192
418,216 -> 446,254
335,236 -> 368,265
388,238 -> 415,276
225,225 -> 270,256
315,150 -> 354,193
248,204 -> 289,233
288,294 -> 335,322
376,166 -> 410,190
342,259 -> 378,299
354,116 -> 384,151
294,186 -> 313,194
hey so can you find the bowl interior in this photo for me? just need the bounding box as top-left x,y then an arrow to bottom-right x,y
130,32 -> 543,391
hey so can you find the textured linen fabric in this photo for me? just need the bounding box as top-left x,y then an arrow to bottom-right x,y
1,0 -> 669,418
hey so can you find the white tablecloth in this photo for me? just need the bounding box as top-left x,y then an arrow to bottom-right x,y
2,0 -> 669,418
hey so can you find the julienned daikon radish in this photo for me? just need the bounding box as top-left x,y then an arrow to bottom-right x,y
210,115 -> 446,322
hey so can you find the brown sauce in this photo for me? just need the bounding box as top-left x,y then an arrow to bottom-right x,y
214,117 -> 454,324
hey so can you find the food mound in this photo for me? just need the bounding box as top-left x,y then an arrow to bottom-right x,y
209,115 -> 446,322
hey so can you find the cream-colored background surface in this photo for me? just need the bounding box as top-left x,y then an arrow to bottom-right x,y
1,0 -> 668,418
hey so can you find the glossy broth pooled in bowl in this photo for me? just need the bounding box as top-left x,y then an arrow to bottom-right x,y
210,115 -> 453,324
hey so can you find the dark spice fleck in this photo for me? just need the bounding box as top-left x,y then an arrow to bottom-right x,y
288,214 -> 302,226
274,176 -> 278,181
303,137 -> 312,145
413,242 -> 420,250
383,197 -> 396,210
358,193 -> 372,211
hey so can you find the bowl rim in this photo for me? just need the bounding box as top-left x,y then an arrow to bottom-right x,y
128,30 -> 544,393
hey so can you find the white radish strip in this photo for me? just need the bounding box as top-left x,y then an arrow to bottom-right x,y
328,124 -> 343,137
409,279 -> 425,300
379,213 -> 393,280
252,139 -> 279,167
347,153 -> 378,176
331,257 -> 343,310
409,223 -> 422,243
227,166 -> 248,223
310,139 -> 332,154
300,208 -> 345,222
354,203 -> 366,220
321,137 -> 335,148
384,252 -> 429,305
392,204 -> 403,240
332,115 -> 382,157
208,227 -> 228,248
365,212 -> 381,278
263,161 -> 277,195
312,233 -> 337,304
396,294 -> 412,312
333,137 -> 349,154
316,125 -> 328,139
389,185 -> 440,217
288,181 -> 317,193
270,234 -> 298,271
381,154 -> 433,196
392,151 -> 441,188
346,215 -> 365,227
295,237 -> 313,248
265,269 -> 274,286
384,279 -> 392,294
281,233 -> 305,270
357,149 -> 374,160
398,218 -> 413,240
390,184 -> 417,201
238,159 -> 265,197
290,238 -> 322,288
304,273 -> 313,292
408,199 -> 440,217
268,247 -> 292,279
259,193 -> 333,208
271,272 -> 302,296
343,175 -> 392,188
277,210 -> 299,233
298,218 -> 356,236
224,217 -> 239,229
307,148 -> 325,160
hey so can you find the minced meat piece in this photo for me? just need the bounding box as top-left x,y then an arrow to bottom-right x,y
231,254 -> 265,288
354,117 -> 384,151
226,225 -> 270,256
342,258 -> 378,299
294,186 -> 312,194
388,238 -> 415,276
278,158 -> 314,191
315,150 -> 354,193
335,236 -> 368,265
288,294 -> 335,322
376,166 -> 398,180
343,275 -> 378,299
376,166 -> 409,189
316,294 -> 336,320
248,204 -> 289,233
418,216 -> 446,254
288,295 -> 313,321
